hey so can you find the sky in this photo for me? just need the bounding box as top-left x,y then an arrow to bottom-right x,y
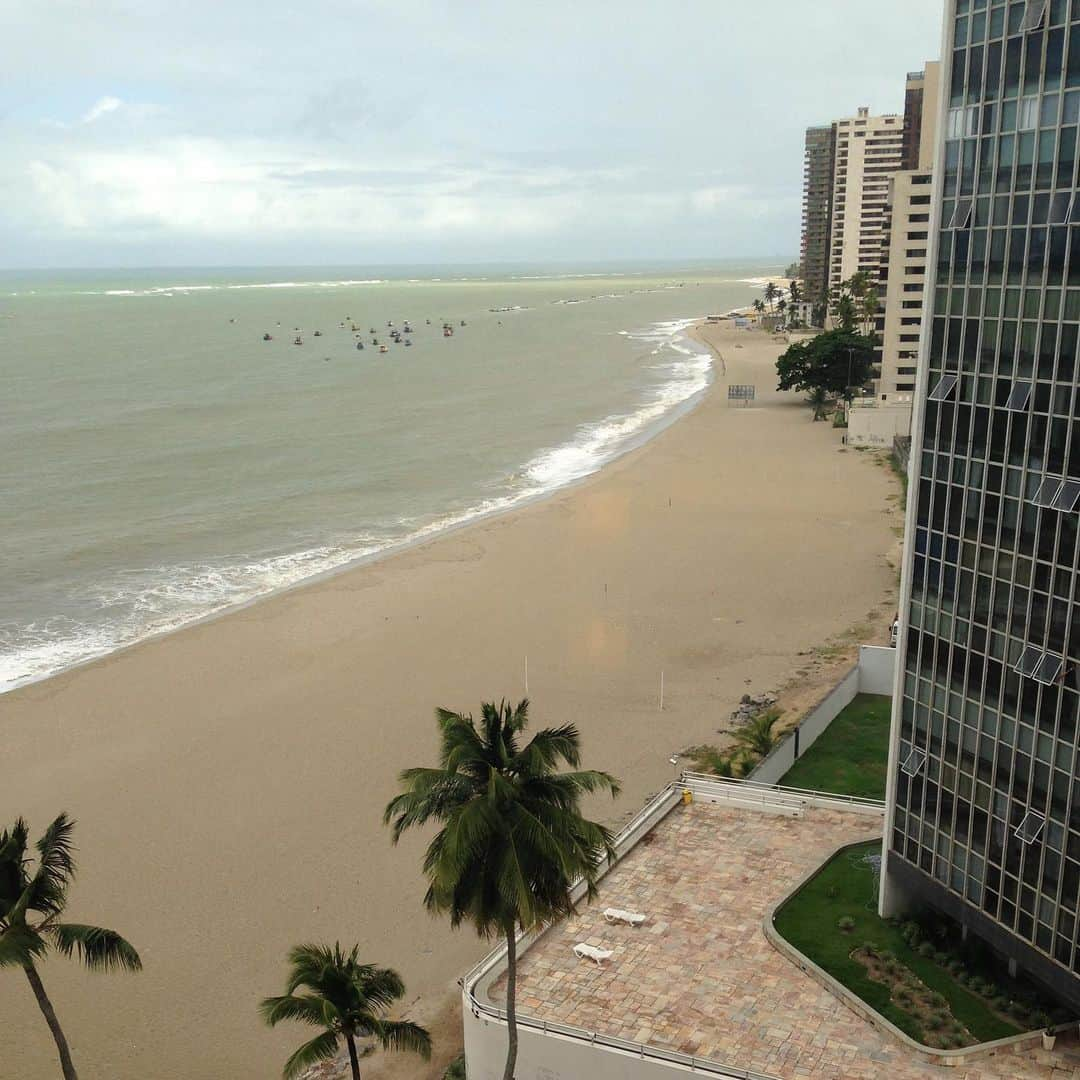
1,1 -> 946,269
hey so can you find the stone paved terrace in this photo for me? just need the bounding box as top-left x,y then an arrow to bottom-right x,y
488,799 -> 1080,1079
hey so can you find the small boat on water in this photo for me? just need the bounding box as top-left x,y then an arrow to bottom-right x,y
293,336 -> 303,345
313,330 -> 323,337
460,320 -> 466,327
443,326 -> 454,337
357,341 -> 365,350
404,339 -> 412,347
263,333 -> 273,341
379,344 -> 389,353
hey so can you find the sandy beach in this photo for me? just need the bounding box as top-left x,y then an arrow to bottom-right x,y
1,323 -> 901,1080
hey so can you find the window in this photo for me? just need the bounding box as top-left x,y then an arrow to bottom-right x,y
1050,193 -> 1074,224
1020,0 -> 1049,31
1033,476 -> 1065,506
1033,653 -> 1065,685
928,374 -> 959,401
901,748 -> 927,777
1018,96 -> 1040,130
1006,381 -> 1033,410
949,197 -> 973,228
1049,479 -> 1080,511
1015,645 -> 1044,676
1014,810 -> 1046,844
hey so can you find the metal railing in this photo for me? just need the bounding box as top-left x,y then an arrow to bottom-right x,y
461,774 -> 886,1080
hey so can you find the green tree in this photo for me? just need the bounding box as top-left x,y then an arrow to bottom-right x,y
0,814 -> 142,1080
726,708 -> 784,762
788,280 -> 802,306
763,281 -> 780,312
384,700 -> 620,1080
752,297 -> 766,315
831,272 -> 879,337
775,329 -> 875,403
784,261 -> 801,278
260,944 -> 431,1080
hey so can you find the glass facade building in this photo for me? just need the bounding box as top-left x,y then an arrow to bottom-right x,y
882,0 -> 1080,1007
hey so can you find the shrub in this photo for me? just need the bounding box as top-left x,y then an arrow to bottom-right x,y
946,958 -> 964,975
837,916 -> 855,933
917,941 -> 936,958
861,941 -> 878,957
900,920 -> 921,945
990,995 -> 1008,1011
933,950 -> 949,965
1032,1011 -> 1052,1031
443,1056 -> 467,1080
894,988 -> 913,1005
968,977 -> 989,996
927,992 -> 947,1010
927,1013 -> 946,1031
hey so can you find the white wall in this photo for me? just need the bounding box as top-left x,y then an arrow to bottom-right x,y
857,645 -> 896,695
747,646 -> 895,786
846,405 -> 912,448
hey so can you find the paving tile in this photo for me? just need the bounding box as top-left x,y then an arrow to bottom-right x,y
487,800 -> 1080,1079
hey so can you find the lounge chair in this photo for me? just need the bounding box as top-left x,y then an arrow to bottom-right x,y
603,908 -> 646,926
573,943 -> 613,966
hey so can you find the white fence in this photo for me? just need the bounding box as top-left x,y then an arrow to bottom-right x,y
747,645 -> 895,786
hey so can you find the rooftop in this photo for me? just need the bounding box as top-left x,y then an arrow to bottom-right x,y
485,797 -> 1079,1079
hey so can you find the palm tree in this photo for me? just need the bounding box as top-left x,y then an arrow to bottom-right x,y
260,943 -> 431,1080
788,280 -> 802,306
752,298 -> 766,316
384,699 -> 620,1080
0,814 -> 142,1080
725,707 -> 784,762
806,386 -> 831,421
763,281 -> 779,312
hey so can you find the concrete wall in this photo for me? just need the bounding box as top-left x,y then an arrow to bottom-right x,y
464,1015 -> 749,1080
846,404 -> 912,448
747,646 -> 895,786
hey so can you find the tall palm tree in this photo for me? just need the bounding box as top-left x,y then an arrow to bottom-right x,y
0,814 -> 142,1080
788,280 -> 802,305
260,943 -> 431,1080
763,281 -> 779,312
384,700 -> 620,1080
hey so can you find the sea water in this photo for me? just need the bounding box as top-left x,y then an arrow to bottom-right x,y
0,262 -> 775,692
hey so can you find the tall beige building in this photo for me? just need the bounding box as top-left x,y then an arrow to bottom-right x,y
873,64 -> 942,427
827,108 -> 905,295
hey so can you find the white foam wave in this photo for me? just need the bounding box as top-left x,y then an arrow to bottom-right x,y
0,315 -> 710,694
91,279 -> 389,298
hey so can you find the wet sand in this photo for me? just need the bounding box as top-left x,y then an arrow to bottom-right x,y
1,324 -> 900,1079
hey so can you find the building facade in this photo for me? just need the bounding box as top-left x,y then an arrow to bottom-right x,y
801,125 -> 835,314
828,107 -> 905,295
877,64 -> 942,413
882,0 -> 1080,1011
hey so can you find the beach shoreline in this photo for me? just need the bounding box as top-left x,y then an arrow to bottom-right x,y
1,322 -> 901,1080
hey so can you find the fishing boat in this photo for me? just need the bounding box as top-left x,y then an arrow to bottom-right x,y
313,330 -> 323,337
293,336 -> 303,345
357,342 -> 365,350
379,344 -> 389,353
443,326 -> 453,337
263,333 -> 273,341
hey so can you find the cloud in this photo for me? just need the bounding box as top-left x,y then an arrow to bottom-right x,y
0,0 -> 947,266
82,96 -> 124,124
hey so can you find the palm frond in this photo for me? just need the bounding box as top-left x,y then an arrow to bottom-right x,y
282,1030 -> 340,1080
376,1018 -> 433,1060
49,923 -> 142,972
516,724 -> 581,772
0,925 -> 47,968
33,813 -> 76,897
260,993 -> 337,1029
356,966 -> 405,1012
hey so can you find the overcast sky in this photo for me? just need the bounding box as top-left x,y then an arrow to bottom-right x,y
1,1 -> 945,268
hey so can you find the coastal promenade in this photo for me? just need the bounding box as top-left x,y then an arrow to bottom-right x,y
1,324 -> 901,1080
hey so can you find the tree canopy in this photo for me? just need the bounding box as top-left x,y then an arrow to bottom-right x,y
775,330 -> 875,402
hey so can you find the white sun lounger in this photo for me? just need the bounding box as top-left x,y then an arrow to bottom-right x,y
603,908 -> 646,926
573,943 -> 613,966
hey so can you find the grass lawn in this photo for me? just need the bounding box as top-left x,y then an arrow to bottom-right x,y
774,841 -> 1025,1046
779,693 -> 891,799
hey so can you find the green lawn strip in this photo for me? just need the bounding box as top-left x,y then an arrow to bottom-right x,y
779,694 -> 891,800
773,841 -> 1021,1046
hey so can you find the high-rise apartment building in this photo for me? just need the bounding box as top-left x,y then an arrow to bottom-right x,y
801,125 -> 835,312
828,108 -> 905,295
876,65 -> 942,419
882,0 -> 1080,1010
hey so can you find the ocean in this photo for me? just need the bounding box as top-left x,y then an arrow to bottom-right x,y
0,262 -> 775,692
